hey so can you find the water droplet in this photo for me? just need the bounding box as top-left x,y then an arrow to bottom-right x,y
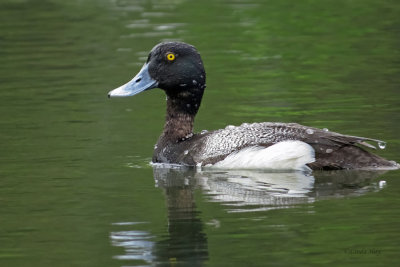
200,130 -> 208,134
306,129 -> 314,135
379,180 -> 386,188
192,79 -> 197,85
154,145 -> 158,149
323,128 -> 329,132
179,83 -> 187,87
378,141 -> 386,149
184,150 -> 189,155
225,125 -> 235,130
186,103 -> 191,108
326,148 -> 333,153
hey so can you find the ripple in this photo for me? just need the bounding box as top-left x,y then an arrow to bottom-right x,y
121,31 -> 174,38
110,230 -> 155,262
142,12 -> 168,18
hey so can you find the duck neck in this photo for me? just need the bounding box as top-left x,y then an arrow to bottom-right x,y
160,92 -> 200,142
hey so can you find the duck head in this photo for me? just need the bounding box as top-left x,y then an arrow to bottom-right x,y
108,42 -> 206,115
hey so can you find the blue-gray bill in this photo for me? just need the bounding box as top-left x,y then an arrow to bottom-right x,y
108,63 -> 158,98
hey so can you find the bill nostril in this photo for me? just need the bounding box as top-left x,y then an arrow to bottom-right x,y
135,78 -> 142,83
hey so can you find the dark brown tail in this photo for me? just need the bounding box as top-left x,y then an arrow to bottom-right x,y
308,144 -> 399,170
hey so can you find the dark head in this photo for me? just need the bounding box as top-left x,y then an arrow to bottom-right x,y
108,42 -> 206,115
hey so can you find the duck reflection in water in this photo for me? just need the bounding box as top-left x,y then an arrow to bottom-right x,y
111,167 -> 387,265
152,166 -> 209,266
152,166 -> 386,264
110,167 -> 208,266
154,166 -> 387,212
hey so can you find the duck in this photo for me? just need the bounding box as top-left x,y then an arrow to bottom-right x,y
108,42 -> 399,171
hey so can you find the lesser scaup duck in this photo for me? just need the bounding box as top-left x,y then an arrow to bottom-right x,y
108,42 -> 399,171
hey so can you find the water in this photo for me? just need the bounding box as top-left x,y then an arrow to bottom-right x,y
1,0 -> 399,266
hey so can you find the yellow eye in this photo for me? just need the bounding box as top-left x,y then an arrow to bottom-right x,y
166,53 -> 175,61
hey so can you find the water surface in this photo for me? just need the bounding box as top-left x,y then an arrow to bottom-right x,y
1,0 -> 399,266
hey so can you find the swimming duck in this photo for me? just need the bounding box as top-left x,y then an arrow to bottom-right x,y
108,42 -> 398,171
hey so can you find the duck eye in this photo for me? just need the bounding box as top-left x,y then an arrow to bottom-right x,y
166,53 -> 176,61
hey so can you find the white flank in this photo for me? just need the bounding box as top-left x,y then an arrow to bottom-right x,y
212,140 -> 315,171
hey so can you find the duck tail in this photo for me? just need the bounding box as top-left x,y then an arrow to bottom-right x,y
308,143 -> 399,170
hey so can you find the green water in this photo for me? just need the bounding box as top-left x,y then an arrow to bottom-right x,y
1,0 -> 399,266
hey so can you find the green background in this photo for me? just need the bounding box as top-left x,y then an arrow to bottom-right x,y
0,0 -> 399,266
